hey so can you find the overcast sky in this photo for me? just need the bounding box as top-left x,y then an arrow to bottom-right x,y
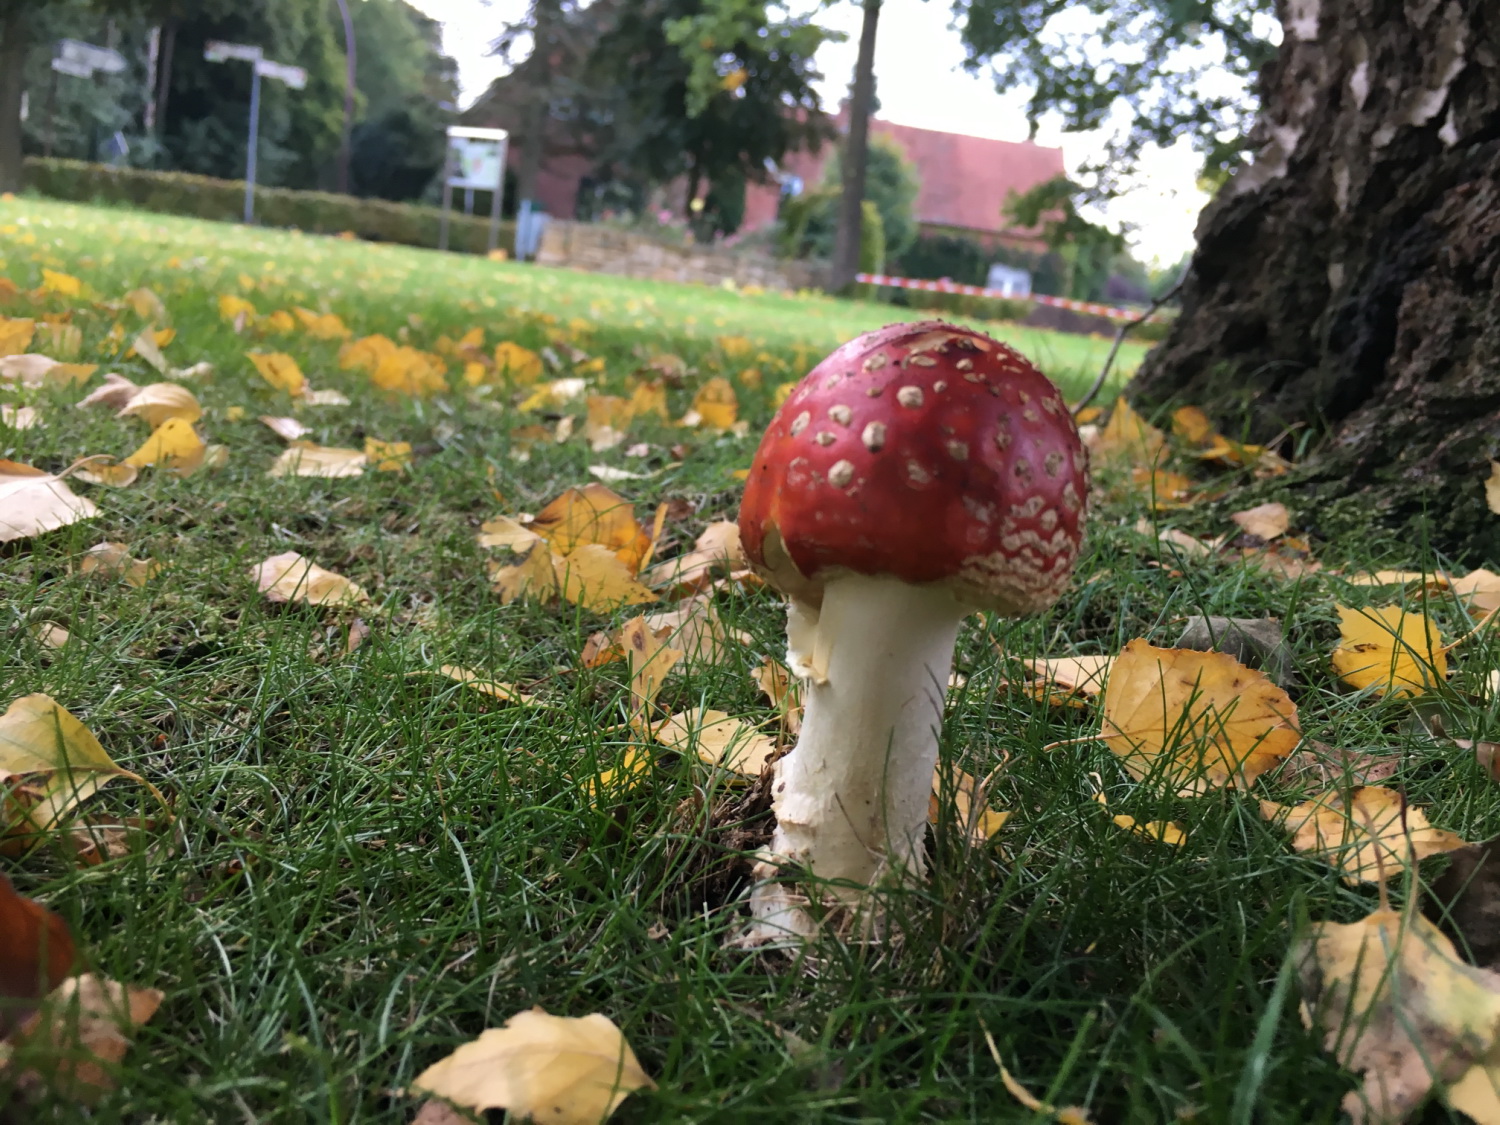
403,0 -> 1217,266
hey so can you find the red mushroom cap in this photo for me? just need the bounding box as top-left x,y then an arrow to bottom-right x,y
738,321 -> 1088,614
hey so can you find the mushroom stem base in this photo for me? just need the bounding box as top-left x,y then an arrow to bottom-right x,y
750,573 -> 965,939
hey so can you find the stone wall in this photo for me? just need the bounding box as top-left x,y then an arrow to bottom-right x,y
536,220 -> 826,292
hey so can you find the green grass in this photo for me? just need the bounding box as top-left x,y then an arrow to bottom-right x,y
2,195 -> 1497,1124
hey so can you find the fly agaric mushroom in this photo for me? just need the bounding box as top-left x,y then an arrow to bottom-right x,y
737,321 -> 1087,939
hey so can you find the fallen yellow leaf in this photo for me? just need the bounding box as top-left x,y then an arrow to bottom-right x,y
1263,786 -> 1468,884
620,616 -> 682,720
250,551 -> 370,607
364,438 -> 412,473
122,417 -> 206,475
556,545 -> 657,612
267,442 -> 367,478
116,383 -> 201,428
409,1008 -> 654,1125
1230,501 -> 1290,540
1298,906 -> 1500,1123
1098,640 -> 1300,796
493,341 -> 544,384
0,694 -> 156,840
76,541 -> 160,587
247,351 -> 306,395
531,484 -> 653,572
929,765 -> 1011,846
653,708 -> 773,777
682,376 -> 738,431
0,461 -> 99,542
292,307 -> 350,339
1331,605 -> 1446,696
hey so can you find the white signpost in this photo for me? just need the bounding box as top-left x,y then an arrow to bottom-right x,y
439,126 -> 508,254
44,39 -> 129,158
203,41 -> 308,225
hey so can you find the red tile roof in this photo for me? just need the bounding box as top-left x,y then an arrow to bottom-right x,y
749,114 -> 1066,240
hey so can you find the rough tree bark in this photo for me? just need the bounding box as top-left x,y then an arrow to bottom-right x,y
1131,0 -> 1500,560
829,0 -> 880,291
0,5 -> 28,194
516,0 -> 562,211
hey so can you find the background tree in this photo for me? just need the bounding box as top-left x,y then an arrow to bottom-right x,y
828,0 -> 879,290
159,1 -> 344,189
1130,0 -> 1500,559
780,133 -> 918,262
952,0 -> 1275,191
1005,175 -> 1126,299
347,0 -> 457,201
589,0 -> 834,219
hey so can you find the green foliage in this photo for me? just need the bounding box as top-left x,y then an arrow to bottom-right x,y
780,135 -> 919,266
858,197 -> 884,274
588,0 -> 834,202
693,169 -> 747,240
888,286 -> 1033,322
346,0 -> 456,202
21,157 -> 514,254
1006,176 -> 1127,300
159,0 -> 347,190
893,232 -> 992,286
952,0 -> 1275,187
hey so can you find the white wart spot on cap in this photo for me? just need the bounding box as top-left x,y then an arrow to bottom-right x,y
955,358 -> 974,371
906,460 -> 933,486
828,404 -> 853,426
994,423 -> 1012,450
828,459 -> 855,488
1014,458 -> 1033,483
790,411 -> 810,436
814,431 -> 836,447
897,386 -> 924,408
1061,481 -> 1081,512
1044,450 -> 1064,478
908,354 -> 937,367
863,352 -> 889,372
861,421 -> 886,451
946,440 -> 968,461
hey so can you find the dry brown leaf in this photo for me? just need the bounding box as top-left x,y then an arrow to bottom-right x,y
1297,906 -> 1500,1124
1230,501 -> 1290,540
117,383 -> 200,428
76,542 -> 160,587
0,460 -> 99,543
259,414 -> 311,442
1345,570 -> 1450,589
6,974 -> 164,1104
0,694 -> 153,841
1331,605 -> 1447,697
251,551 -> 370,607
1263,786 -> 1468,884
0,873 -> 76,1038
640,521 -> 746,594
0,354 -> 97,389
653,708 -> 773,777
1134,520 -> 1219,558
409,1008 -> 654,1125
31,622 -> 71,650
1098,640 -> 1300,796
75,374 -> 140,411
267,442 -> 367,478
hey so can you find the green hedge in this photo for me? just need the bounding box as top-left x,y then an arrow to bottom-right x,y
20,158 -> 516,257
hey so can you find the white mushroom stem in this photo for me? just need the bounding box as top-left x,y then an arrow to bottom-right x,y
765,572 -> 968,905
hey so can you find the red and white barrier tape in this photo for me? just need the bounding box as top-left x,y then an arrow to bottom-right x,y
855,273 -> 1171,324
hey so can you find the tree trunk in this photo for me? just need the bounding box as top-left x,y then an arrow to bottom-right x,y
0,5 -> 27,194
1130,0 -> 1500,560
516,0 -> 562,209
829,0 -> 880,292
155,18 -> 176,138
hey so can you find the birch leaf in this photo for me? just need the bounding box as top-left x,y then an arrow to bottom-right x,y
410,1009 -> 653,1125
251,551 -> 370,607
1331,605 -> 1447,697
1262,786 -> 1468,884
1098,640 -> 1300,796
0,460 -> 99,543
117,383 -> 200,428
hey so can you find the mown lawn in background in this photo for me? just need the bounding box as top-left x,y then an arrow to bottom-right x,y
1,194 -> 1496,1124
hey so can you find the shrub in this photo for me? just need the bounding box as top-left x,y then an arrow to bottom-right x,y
20,158 -> 515,257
